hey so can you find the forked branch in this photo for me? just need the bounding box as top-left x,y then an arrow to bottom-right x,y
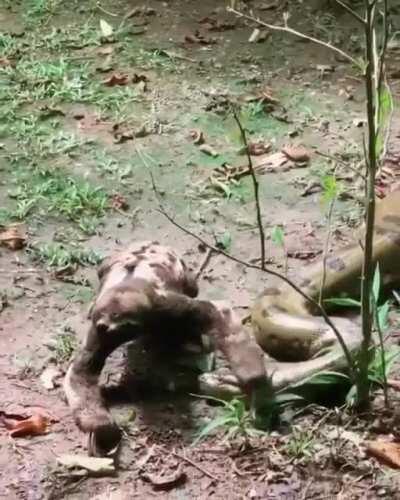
227,7 -> 359,66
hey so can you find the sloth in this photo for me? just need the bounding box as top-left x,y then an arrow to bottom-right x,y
64,241 -> 266,456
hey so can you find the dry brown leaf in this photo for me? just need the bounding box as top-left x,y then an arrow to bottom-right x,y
40,365 -> 63,390
2,413 -> 49,438
0,57 -> 12,67
103,73 -> 129,87
97,46 -> 114,56
282,145 -> 311,163
253,151 -> 290,173
111,193 -> 129,211
387,379 -> 400,390
142,465 -> 187,490
198,16 -> 235,32
184,31 -> 217,45
132,73 -> 148,83
366,440 -> 400,469
57,454 -> 115,475
126,6 -> 156,18
248,141 -> 271,156
189,129 -> 205,145
0,224 -> 27,250
199,144 -> 218,157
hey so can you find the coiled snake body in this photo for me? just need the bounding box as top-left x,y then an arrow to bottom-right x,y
199,191 -> 400,396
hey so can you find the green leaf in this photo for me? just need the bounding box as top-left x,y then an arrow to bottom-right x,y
375,87 -> 394,158
271,226 -> 285,247
377,301 -> 390,331
324,297 -> 361,308
346,384 -> 357,405
275,393 -> 305,405
192,415 -> 234,445
372,263 -> 381,304
321,175 -> 338,204
100,19 -> 113,38
216,232 -> 232,251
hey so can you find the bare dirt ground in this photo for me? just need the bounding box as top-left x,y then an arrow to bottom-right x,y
1,0 -> 400,498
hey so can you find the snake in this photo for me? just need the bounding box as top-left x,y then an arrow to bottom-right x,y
199,190 -> 400,397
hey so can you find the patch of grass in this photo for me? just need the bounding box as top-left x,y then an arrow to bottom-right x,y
25,0 -> 63,18
193,396 -> 265,444
284,426 -> 315,459
9,170 -> 108,222
28,242 -> 103,268
133,48 -> 181,73
63,284 -> 94,304
53,330 -> 77,362
13,352 -> 36,379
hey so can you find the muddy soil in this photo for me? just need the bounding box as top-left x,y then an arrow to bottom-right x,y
1,1 -> 400,499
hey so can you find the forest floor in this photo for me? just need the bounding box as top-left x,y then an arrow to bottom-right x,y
1,0 -> 400,498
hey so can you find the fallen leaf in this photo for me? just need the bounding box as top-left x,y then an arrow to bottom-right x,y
2,413 -> 49,437
103,73 -> 129,87
40,365 -> 63,390
134,124 -> 150,138
100,19 -> 114,38
198,16 -> 236,32
259,1 -> 279,9
38,105 -> 65,119
253,151 -> 290,172
125,6 -> 156,18
387,379 -> 400,390
189,129 -> 205,145
316,64 -> 335,76
184,30 -> 217,45
0,57 -> 12,67
113,131 -> 134,144
248,28 -> 269,43
57,454 -> 115,475
0,224 -> 27,250
135,80 -> 147,93
97,46 -> 114,56
142,465 -> 187,490
282,145 -> 311,163
199,144 -> 218,157
287,249 -> 321,260
248,141 -> 271,156
366,440 -> 400,469
111,193 -> 129,211
132,73 -> 148,83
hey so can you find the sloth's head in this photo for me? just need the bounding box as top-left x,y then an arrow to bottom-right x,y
92,285 -> 150,333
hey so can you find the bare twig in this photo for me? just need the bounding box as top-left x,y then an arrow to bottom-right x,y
318,191 -> 338,306
333,0 -> 366,24
231,107 -> 266,270
227,7 -> 359,66
148,172 -> 355,376
96,2 -> 118,17
315,151 -> 366,181
195,248 -> 214,281
172,450 -> 219,481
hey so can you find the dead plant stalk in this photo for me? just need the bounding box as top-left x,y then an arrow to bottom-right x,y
231,107 -> 266,270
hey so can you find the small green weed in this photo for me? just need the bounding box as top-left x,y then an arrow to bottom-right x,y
29,242 -> 102,268
10,171 -> 108,223
53,330 -> 77,362
192,396 -> 265,444
284,426 -> 315,459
